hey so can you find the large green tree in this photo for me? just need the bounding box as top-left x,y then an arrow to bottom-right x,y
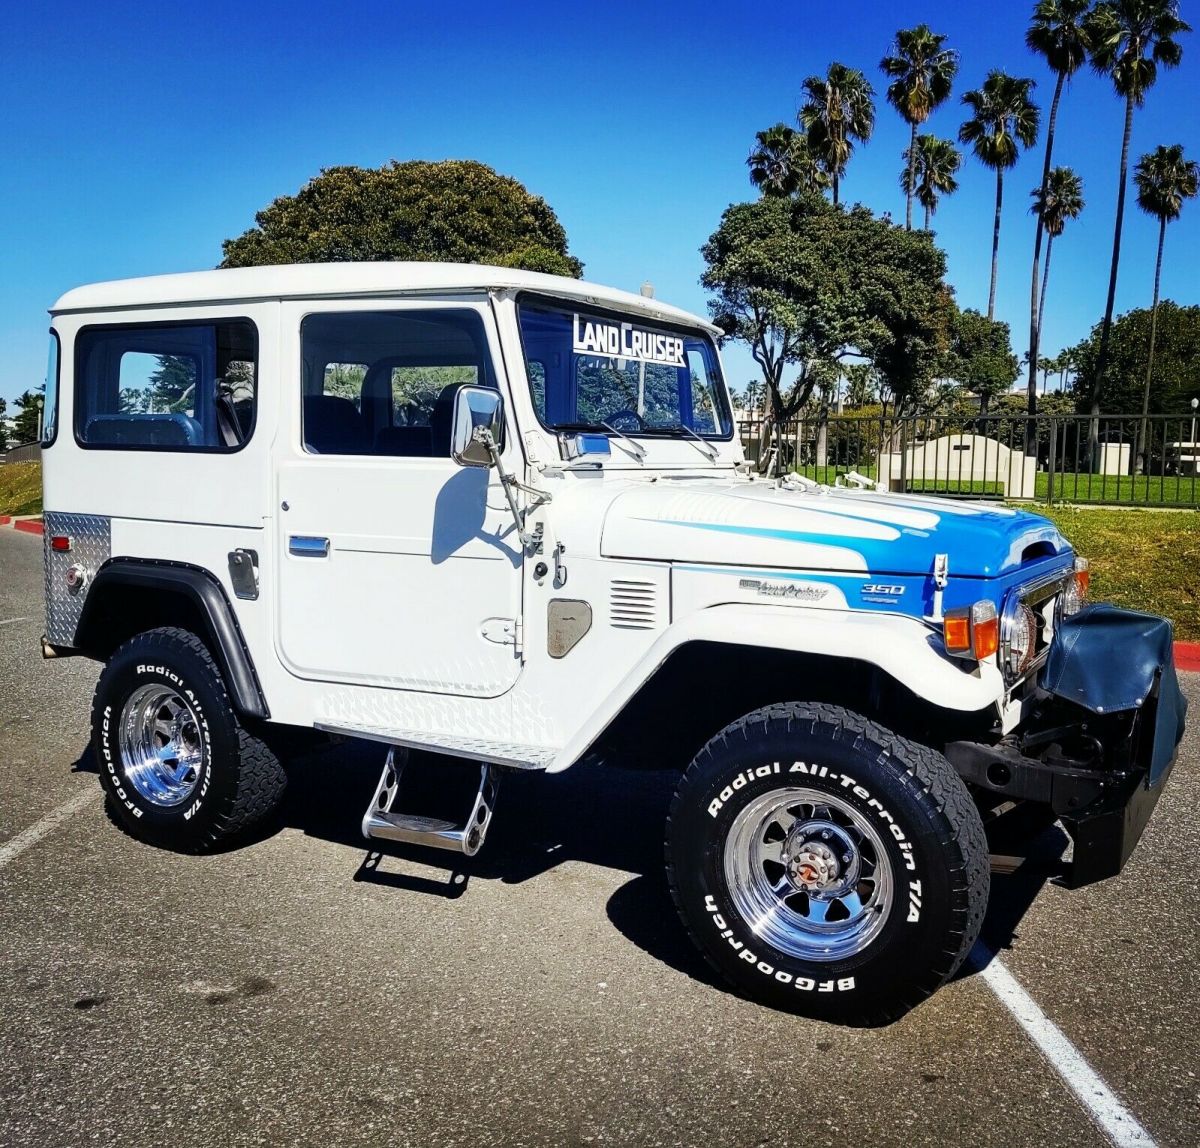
701,195 -> 955,469
1133,143 -> 1199,468
1024,0 -> 1094,422
798,63 -> 876,205
880,25 -> 959,230
1082,0 -> 1189,434
1069,301 -> 1200,415
946,309 -> 1020,415
959,71 -> 1041,320
221,160 -> 583,276
12,389 -> 43,443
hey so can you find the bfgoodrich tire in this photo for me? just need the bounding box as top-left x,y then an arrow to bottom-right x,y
91,627 -> 286,852
666,702 -> 988,1025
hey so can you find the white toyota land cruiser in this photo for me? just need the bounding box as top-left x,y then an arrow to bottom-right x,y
40,263 -> 1185,1023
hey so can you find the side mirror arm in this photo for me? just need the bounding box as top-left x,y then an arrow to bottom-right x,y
472,426 -> 552,552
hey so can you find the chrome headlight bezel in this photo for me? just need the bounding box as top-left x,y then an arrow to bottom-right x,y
999,567 -> 1075,684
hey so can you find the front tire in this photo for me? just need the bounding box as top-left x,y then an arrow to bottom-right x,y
666,702 -> 988,1024
91,627 -> 286,852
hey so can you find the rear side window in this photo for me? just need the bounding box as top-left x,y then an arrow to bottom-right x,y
300,309 -> 494,457
74,320 -> 257,451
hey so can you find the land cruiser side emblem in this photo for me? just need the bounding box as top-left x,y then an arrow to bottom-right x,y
739,579 -> 829,602
862,584 -> 906,597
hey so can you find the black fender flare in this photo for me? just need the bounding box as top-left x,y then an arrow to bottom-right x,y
75,559 -> 270,720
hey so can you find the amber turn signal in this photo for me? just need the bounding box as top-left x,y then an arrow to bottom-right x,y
943,600 -> 999,663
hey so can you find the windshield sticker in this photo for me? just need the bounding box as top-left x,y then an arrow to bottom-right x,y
572,314 -> 686,367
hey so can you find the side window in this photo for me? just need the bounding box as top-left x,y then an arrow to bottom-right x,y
300,310 -> 495,457
75,320 -> 257,451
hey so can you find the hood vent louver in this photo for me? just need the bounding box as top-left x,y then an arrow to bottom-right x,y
610,579 -> 658,630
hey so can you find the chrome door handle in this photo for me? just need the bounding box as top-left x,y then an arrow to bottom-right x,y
289,535 -> 330,557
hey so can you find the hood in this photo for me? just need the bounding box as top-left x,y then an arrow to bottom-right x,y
599,480 -> 1069,578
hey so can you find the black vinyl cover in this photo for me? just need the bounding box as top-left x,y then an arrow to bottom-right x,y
1042,602 -> 1187,785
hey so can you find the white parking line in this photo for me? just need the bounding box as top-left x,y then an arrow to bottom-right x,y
0,788 -> 100,871
973,943 -> 1157,1147
0,617 -> 31,626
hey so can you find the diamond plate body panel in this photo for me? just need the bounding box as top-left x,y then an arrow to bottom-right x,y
43,512 -> 111,646
316,722 -> 555,770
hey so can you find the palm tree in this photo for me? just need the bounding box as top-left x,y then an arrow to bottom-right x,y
901,134 -> 962,229
881,25 -> 960,229
1083,0 -> 1190,441
1029,165 -> 1085,336
747,123 -> 829,198
799,63 -> 876,205
959,71 -> 1041,319
1024,0 -> 1094,424
1133,143 -> 1199,470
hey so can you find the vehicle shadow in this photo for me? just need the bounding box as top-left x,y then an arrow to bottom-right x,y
274,741 -> 1067,996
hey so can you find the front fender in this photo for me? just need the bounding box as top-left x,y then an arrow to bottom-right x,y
545,603 -> 1003,773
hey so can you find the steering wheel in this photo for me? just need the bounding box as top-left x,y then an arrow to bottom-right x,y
602,408 -> 645,432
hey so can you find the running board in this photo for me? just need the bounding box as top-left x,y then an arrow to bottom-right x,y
317,722 -> 554,771
361,748 -> 500,857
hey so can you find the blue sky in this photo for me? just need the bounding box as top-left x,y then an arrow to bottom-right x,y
1,0 -> 1196,408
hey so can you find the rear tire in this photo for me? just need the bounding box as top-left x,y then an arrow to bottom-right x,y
665,702 -> 988,1024
91,627 -> 286,852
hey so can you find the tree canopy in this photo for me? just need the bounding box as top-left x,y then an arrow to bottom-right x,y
945,308 -> 1020,412
220,160 -> 583,276
700,194 -> 956,425
1068,301 -> 1200,413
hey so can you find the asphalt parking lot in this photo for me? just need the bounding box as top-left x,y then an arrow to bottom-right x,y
1,525 -> 1198,1147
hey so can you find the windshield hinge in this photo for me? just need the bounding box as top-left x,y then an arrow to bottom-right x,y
932,553 -> 950,621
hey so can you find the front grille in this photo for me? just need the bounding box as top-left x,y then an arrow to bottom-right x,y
610,579 -> 658,630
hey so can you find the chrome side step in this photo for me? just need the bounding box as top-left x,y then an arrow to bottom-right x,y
361,748 -> 500,857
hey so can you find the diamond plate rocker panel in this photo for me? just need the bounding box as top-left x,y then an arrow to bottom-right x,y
43,512 -> 111,646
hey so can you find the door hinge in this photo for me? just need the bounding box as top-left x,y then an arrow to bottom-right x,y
481,616 -> 523,656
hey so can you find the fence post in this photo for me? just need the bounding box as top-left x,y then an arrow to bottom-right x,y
898,418 -> 908,493
1046,418 -> 1057,506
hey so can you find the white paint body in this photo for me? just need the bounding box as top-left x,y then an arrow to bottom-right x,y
45,264 -> 1065,771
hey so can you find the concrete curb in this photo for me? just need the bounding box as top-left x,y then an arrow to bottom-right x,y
0,516 -> 9,526
12,518 -> 43,535
1175,643 -> 1200,673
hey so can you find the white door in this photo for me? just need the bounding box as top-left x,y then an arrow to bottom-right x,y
274,299 -> 524,698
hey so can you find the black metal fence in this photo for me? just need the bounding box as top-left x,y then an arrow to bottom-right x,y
738,412 -> 1200,508
1,442 -> 41,465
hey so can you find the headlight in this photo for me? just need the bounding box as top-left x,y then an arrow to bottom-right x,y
1061,557 -> 1089,616
1004,602 -> 1039,677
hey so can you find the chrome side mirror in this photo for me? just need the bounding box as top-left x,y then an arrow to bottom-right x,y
450,386 -> 504,468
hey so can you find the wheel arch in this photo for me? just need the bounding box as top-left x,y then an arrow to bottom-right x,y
74,559 -> 269,720
547,605 -> 1002,773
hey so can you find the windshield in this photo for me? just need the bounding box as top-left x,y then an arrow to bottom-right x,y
517,298 -> 732,438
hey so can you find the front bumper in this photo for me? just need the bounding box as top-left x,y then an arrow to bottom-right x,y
947,603 -> 1187,888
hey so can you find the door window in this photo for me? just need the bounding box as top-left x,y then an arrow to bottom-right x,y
300,310 -> 495,457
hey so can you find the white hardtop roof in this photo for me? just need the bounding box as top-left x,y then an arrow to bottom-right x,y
50,261 -> 719,333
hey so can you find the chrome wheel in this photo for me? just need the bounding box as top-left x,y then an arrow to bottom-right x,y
118,685 -> 205,808
723,786 -> 894,962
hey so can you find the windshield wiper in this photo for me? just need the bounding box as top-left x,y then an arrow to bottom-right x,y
643,423 -> 719,461
554,421 -> 646,463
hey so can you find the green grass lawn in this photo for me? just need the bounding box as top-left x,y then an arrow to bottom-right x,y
1034,506 -> 1200,641
0,462 -> 43,517
4,461 -> 1195,637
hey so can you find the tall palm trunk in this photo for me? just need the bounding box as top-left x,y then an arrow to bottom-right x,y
1137,215 -> 1167,474
1026,70 -> 1065,443
1090,92 -> 1136,466
988,169 -> 1004,320
905,122 -> 917,230
1037,233 -> 1054,337
924,202 -> 931,230
832,171 -> 840,206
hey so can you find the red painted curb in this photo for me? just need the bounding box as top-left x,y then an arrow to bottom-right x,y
13,519 -> 43,535
1175,643 -> 1200,673
0,516 -> 10,526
